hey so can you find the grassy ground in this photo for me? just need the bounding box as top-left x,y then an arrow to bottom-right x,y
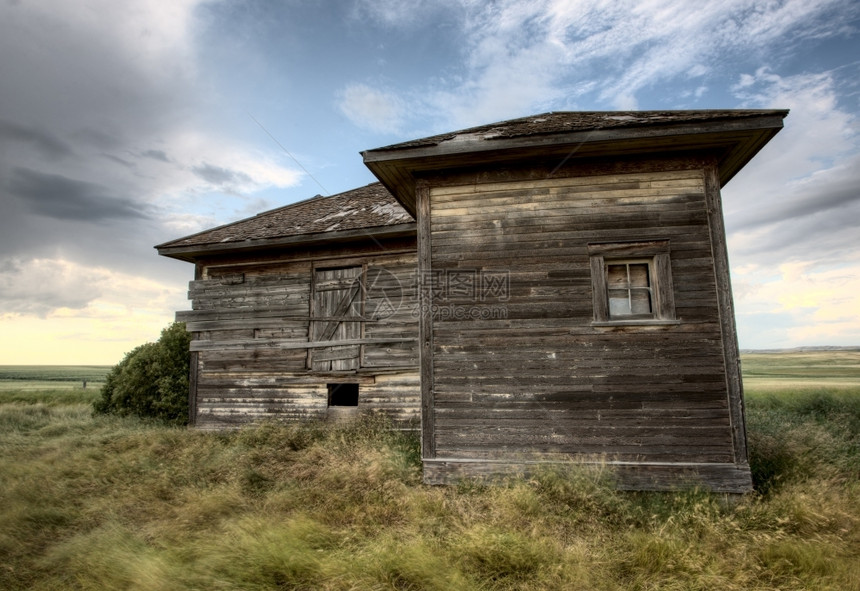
1,353 -> 858,590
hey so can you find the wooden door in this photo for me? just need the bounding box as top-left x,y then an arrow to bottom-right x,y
310,266 -> 364,371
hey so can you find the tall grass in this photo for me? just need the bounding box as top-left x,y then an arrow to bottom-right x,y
746,388 -> 860,491
2,383 -> 859,589
0,388 -> 100,406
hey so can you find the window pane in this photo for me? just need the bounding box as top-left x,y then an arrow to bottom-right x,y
629,264 -> 650,287
607,265 -> 628,287
630,289 -> 652,314
608,289 -> 631,316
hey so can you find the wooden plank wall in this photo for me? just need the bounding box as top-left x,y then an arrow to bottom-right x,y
426,166 -> 738,466
176,248 -> 420,429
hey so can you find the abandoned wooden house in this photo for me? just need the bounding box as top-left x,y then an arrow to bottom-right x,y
158,109 -> 788,491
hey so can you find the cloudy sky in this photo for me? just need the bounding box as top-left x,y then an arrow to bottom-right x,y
1,0 -> 858,364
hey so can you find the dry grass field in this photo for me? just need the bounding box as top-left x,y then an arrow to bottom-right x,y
0,352 -> 858,590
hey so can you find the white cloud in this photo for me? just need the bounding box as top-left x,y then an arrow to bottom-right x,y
155,130 -> 304,200
720,67 -> 860,348
2,0 -> 201,75
0,1 -> 303,196
161,213 -> 219,237
0,258 -> 106,317
351,0 -> 460,27
687,64 -> 708,78
336,84 -> 406,134
724,68 -> 858,260
0,257 -> 184,319
0,0 -> 203,139
0,256 -> 188,363
358,0 -> 856,128
0,0 -> 304,273
733,260 -> 860,348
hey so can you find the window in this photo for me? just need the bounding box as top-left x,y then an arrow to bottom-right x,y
588,240 -> 677,324
607,260 -> 653,318
328,383 -> 359,407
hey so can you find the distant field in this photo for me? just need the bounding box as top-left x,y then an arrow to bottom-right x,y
0,365 -> 110,390
741,349 -> 860,390
2,351 -> 858,391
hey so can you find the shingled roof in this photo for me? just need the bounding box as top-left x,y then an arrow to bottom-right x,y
156,183 -> 414,260
369,110 -> 787,151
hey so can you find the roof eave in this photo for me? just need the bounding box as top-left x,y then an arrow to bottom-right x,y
156,221 -> 417,263
363,112 -> 788,217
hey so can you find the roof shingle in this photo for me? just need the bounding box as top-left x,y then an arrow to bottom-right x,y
368,110 -> 787,152
157,183 -> 412,249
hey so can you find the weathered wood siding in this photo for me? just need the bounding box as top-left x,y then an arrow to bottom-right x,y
177,245 -> 420,429
420,160 -> 749,489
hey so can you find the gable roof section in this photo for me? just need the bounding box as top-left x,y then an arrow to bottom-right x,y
363,110 -> 789,216
156,183 -> 414,262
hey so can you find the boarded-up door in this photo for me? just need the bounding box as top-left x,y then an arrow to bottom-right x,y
310,266 -> 364,371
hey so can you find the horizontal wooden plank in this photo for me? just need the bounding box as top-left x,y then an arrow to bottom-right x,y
430,224 -> 707,249
431,191 -> 705,215
433,390 -> 728,406
435,421 -> 732,436
429,207 -> 709,230
190,273 -> 309,289
183,318 -> 307,332
177,307 -> 306,322
429,169 -> 704,197
191,336 -> 416,352
434,407 -> 730,422
430,190 -> 706,217
421,459 -> 751,492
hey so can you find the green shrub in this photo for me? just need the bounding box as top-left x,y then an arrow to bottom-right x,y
93,322 -> 191,425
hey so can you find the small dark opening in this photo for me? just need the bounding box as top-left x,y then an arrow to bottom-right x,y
328,383 -> 359,407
